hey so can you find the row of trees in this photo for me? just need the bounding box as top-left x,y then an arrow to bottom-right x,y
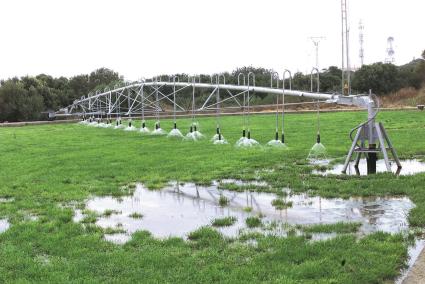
1,51 -> 424,122
0,68 -> 122,122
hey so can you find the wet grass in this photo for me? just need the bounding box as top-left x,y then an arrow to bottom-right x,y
299,222 -> 362,234
245,216 -> 262,228
218,195 -> 229,206
271,198 -> 293,210
211,216 -> 237,227
0,110 -> 424,282
128,212 -> 143,219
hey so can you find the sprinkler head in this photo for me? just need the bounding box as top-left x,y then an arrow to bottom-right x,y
129,121 -> 132,127
281,133 -> 285,143
190,126 -> 193,133
216,127 -> 220,135
194,125 -> 197,131
174,122 -> 177,129
242,129 -> 246,137
275,132 -> 279,141
218,133 -> 222,141
247,131 -> 251,139
316,134 -> 321,144
142,122 -> 145,128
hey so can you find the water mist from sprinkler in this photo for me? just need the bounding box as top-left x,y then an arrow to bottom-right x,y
211,74 -> 228,144
185,75 -> 204,141
151,76 -> 166,135
307,67 -> 327,162
167,76 -> 184,139
236,72 -> 259,147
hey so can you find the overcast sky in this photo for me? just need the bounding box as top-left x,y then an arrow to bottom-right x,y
1,0 -> 424,80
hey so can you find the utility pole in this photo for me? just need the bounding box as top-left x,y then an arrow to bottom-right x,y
309,36 -> 326,69
359,20 -> 364,66
341,0 -> 351,95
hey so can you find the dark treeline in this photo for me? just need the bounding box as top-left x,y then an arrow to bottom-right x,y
0,68 -> 122,122
1,50 -> 424,122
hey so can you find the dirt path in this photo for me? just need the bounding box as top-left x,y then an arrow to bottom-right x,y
403,247 -> 425,283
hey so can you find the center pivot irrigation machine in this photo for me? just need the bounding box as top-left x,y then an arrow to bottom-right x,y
57,69 -> 401,175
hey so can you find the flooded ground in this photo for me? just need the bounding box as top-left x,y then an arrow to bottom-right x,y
73,181 -> 415,244
313,159 -> 425,176
0,219 -> 10,234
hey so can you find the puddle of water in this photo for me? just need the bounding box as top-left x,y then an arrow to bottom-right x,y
73,182 -> 414,244
314,159 -> 425,176
0,219 -> 10,234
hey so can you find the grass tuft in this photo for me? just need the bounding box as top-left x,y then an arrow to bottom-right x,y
211,216 -> 237,227
271,199 -> 293,210
245,216 -> 262,228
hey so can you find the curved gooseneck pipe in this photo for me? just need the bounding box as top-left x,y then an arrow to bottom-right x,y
247,72 -> 255,139
237,73 -> 246,137
189,75 -> 201,132
213,74 -> 226,140
282,69 -> 292,143
154,76 -> 161,129
270,71 -> 280,140
104,86 -> 111,123
172,76 -> 180,129
310,67 -> 321,143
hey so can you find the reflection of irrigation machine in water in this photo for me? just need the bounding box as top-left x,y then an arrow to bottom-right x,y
64,71 -> 401,175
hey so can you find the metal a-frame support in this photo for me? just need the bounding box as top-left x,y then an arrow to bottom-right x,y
342,121 -> 402,175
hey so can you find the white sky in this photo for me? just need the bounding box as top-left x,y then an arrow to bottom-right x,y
1,0 -> 424,80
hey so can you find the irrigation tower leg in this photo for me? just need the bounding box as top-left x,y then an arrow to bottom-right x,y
342,127 -> 362,173
375,122 -> 391,172
379,122 -> 402,169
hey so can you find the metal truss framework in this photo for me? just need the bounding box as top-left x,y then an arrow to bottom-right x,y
59,75 -> 401,175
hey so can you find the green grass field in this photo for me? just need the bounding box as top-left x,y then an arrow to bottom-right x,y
1,110 -> 425,283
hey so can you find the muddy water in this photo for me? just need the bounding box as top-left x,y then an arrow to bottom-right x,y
314,159 -> 425,176
0,219 -> 10,234
73,181 -> 414,244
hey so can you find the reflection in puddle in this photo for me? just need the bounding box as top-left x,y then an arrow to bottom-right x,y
0,219 -> 10,233
73,182 -> 414,245
314,159 -> 425,176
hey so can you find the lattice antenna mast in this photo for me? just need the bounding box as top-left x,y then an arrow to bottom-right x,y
359,20 -> 364,66
309,36 -> 326,69
341,0 -> 351,95
385,37 -> 395,64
